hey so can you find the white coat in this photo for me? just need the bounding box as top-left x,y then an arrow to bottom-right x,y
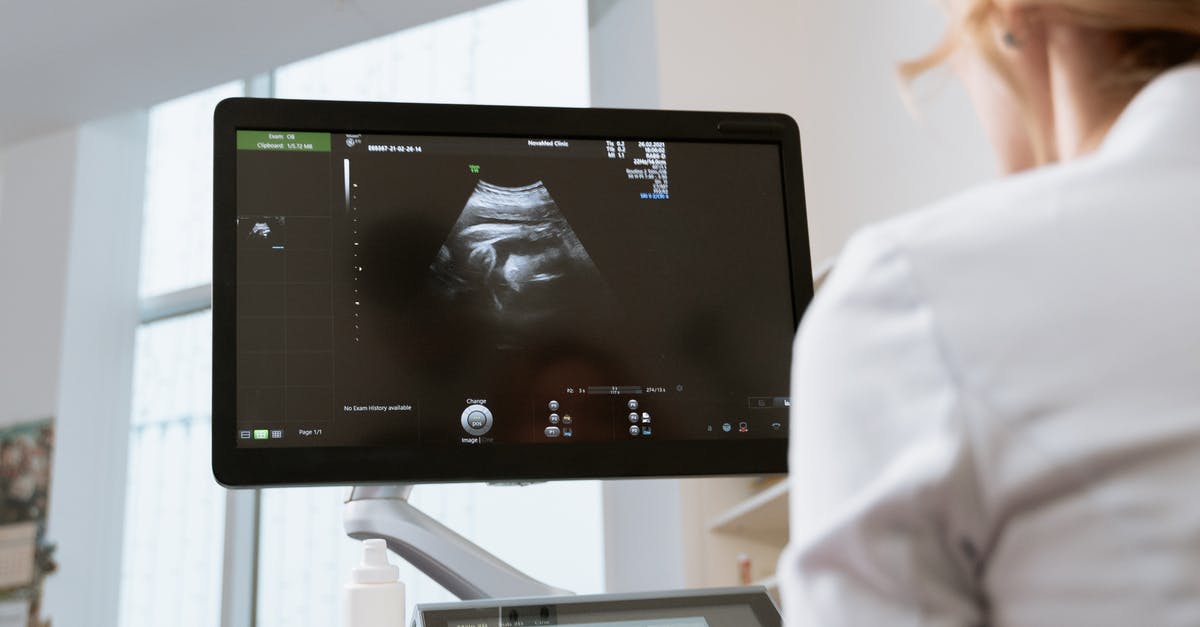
779,62 -> 1200,626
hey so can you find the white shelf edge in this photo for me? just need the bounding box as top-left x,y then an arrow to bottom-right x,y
754,574 -> 779,590
706,479 -> 789,534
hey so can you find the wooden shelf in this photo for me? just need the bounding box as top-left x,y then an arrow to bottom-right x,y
680,476 -> 791,590
706,479 -> 788,544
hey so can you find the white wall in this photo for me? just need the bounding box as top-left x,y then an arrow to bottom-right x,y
589,0 -> 660,109
0,112 -> 147,627
43,112 -> 148,627
0,131 -> 79,426
787,0 -> 996,262
601,479 -> 688,593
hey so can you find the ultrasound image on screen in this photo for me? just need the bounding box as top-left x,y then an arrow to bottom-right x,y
239,216 -> 286,249
234,132 -> 796,449
429,180 -> 615,349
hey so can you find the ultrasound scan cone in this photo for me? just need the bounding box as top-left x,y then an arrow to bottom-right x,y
430,181 -> 613,348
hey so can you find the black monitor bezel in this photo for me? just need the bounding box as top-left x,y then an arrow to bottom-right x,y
212,97 -> 813,487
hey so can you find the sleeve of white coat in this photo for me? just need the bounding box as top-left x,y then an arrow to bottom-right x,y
778,226 -> 989,626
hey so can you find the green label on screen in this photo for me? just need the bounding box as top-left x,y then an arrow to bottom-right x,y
237,130 -> 331,152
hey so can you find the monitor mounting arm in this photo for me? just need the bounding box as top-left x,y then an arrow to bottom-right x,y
344,484 -> 573,600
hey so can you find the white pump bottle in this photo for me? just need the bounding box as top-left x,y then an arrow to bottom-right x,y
345,538 -> 406,627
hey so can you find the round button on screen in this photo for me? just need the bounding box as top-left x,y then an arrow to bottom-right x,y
460,404 -> 494,436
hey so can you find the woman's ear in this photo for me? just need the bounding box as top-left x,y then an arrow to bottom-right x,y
996,4 -> 1047,57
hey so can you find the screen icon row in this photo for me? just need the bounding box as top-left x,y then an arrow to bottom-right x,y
240,429 -> 283,440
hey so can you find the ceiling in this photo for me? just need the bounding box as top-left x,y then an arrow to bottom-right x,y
0,0 -> 503,146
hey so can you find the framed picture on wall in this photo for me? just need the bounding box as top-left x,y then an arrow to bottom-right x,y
0,418 -> 55,627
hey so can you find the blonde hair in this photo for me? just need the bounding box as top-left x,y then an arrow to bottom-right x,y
901,0 -> 1200,161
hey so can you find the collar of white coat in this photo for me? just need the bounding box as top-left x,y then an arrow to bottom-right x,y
1097,60 -> 1200,161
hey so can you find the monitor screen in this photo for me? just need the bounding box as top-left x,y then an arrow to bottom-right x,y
213,99 -> 812,486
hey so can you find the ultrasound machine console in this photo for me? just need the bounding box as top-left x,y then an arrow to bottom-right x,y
212,97 -> 811,625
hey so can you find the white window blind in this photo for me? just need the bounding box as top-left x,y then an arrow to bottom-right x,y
138,82 -> 243,299
119,310 -> 224,627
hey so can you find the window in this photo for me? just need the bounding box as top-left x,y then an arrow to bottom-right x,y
272,0 -> 589,106
119,2 -> 599,624
119,81 -> 243,627
119,310 -> 223,627
139,82 -> 243,299
256,482 -> 605,626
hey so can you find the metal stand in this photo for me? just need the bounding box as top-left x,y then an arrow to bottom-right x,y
344,484 -> 573,600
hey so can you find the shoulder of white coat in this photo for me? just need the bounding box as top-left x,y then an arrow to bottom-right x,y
800,158 -> 1104,348
869,162 -> 1087,260
795,161 -> 1095,376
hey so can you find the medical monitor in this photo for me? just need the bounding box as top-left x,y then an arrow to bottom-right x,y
212,98 -> 812,486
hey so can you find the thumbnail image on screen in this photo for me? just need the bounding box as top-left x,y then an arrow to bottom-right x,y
234,131 -> 795,449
